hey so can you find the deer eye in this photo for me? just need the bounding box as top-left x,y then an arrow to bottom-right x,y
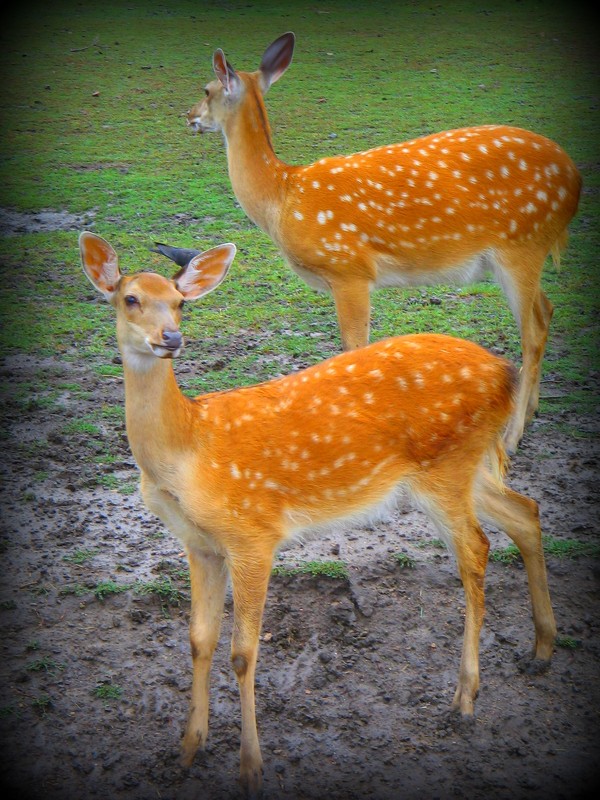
204,87 -> 209,97
124,295 -> 139,307
179,300 -> 185,310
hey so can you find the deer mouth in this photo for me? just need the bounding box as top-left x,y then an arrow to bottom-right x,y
186,118 -> 205,134
148,342 -> 182,359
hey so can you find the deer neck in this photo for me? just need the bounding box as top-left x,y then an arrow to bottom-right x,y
122,356 -> 198,483
222,81 -> 288,237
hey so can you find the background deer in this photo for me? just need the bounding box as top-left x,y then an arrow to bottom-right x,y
80,231 -> 556,798
186,32 -> 581,452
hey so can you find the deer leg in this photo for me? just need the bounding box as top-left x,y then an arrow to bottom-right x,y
138,476 -> 230,766
330,277 -> 372,350
503,276 -> 552,452
180,547 -> 228,767
525,289 -> 554,422
450,516 -> 490,716
476,474 -> 556,666
228,552 -> 273,799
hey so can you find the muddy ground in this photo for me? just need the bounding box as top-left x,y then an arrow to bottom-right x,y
1,303 -> 599,799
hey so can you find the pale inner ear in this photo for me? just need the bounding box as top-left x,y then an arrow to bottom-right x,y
259,32 -> 295,92
213,49 -> 239,96
79,232 -> 121,299
176,243 -> 236,300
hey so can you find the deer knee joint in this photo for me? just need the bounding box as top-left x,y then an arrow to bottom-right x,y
232,653 -> 248,679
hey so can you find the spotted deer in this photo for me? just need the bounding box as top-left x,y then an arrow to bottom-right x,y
80,230 -> 556,798
186,32 -> 581,452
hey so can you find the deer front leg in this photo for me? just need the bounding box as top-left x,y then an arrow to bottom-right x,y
138,476 -> 229,765
181,547 -> 228,767
229,553 -> 273,799
475,475 -> 556,667
330,277 -> 372,351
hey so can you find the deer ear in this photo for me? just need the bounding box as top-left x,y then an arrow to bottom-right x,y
258,32 -> 295,93
213,49 -> 241,97
79,232 -> 121,301
175,243 -> 236,300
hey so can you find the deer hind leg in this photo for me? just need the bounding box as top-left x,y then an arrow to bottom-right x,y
494,249 -> 552,452
524,288 -> 554,422
414,480 -> 490,716
181,547 -> 228,767
329,276 -> 372,350
449,515 -> 490,716
475,472 -> 556,667
228,550 -> 274,799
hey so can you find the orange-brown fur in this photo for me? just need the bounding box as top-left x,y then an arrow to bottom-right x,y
187,32 -> 581,452
80,232 -> 557,798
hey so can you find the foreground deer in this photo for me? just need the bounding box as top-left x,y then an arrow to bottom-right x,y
186,32 -> 581,452
80,231 -> 556,798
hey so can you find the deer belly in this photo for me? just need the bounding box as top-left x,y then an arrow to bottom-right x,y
373,250 -> 491,289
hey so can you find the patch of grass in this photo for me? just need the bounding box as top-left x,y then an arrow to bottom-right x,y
542,535 -> 600,559
97,474 -> 137,494
555,635 -> 582,650
117,479 -> 138,495
26,657 -> 63,675
63,548 -> 99,565
32,695 -> 53,715
93,682 -> 123,702
93,580 -> 132,601
489,544 -> 521,564
63,419 -> 101,437
134,576 -> 187,606
59,583 -> 89,597
99,404 -> 125,422
394,553 -> 416,569
94,364 -> 123,378
155,559 -> 190,583
490,536 -> 600,565
272,560 -> 349,580
30,585 -> 51,596
98,474 -> 120,490
416,538 -> 447,550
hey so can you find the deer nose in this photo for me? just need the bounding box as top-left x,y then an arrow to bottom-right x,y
162,330 -> 183,351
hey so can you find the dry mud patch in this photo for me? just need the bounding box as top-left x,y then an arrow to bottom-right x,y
0,351 -> 599,800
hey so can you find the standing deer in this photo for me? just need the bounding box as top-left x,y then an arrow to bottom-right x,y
186,32 -> 581,452
80,231 -> 556,798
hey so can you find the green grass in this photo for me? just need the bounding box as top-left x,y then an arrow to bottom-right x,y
134,576 -> 187,607
26,657 -> 63,675
93,580 -> 131,601
0,0 -> 596,411
490,535 -> 600,565
63,548 -> 99,565
93,682 -> 123,702
542,535 -> 600,560
272,560 -> 349,580
555,635 -> 581,650
32,694 -> 53,715
394,553 -> 417,569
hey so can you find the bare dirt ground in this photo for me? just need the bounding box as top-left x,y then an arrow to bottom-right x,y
1,320 -> 599,799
